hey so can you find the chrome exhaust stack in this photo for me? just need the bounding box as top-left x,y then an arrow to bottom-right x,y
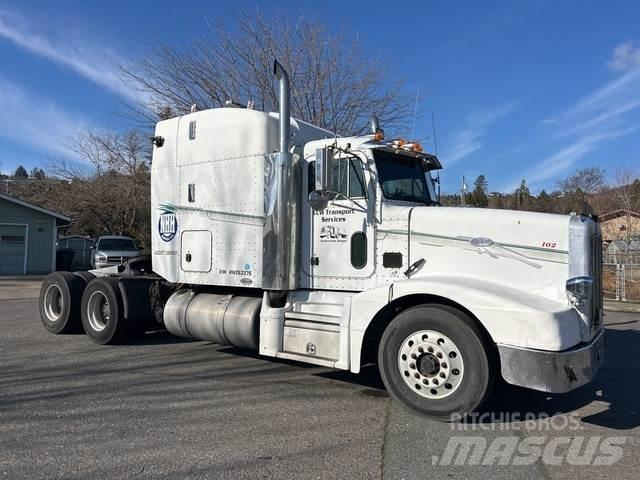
262,60 -> 299,291
273,60 -> 290,154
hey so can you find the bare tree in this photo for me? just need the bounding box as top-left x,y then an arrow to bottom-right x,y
610,167 -> 640,242
29,130 -> 153,248
122,9 -> 412,136
612,167 -> 640,210
558,167 -> 606,214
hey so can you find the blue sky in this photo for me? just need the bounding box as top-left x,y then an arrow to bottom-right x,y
0,0 -> 639,194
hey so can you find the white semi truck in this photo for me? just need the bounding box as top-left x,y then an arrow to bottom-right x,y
39,61 -> 604,419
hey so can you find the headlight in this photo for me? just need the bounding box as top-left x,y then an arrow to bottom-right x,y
566,276 -> 593,300
95,254 -> 107,263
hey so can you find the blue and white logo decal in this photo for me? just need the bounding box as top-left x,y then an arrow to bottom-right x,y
158,203 -> 178,242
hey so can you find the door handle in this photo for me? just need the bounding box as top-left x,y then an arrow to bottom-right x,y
405,258 -> 426,278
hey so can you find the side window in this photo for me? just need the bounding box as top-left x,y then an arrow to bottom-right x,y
309,156 -> 367,199
348,159 -> 366,198
331,158 -> 349,197
308,161 -> 316,194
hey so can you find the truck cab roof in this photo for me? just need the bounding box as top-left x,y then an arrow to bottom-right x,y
304,135 -> 442,171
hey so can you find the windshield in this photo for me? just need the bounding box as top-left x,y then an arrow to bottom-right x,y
373,150 -> 434,205
97,238 -> 137,251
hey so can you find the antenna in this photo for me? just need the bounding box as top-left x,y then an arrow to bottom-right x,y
431,112 -> 438,156
410,87 -> 420,139
432,112 -> 441,203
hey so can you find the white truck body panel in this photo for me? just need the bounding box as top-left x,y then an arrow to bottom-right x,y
151,108 -> 333,286
149,107 -> 603,394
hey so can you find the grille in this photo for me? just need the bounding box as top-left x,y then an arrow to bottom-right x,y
106,256 -> 129,264
591,231 -> 603,330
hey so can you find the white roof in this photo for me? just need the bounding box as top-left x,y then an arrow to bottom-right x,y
0,192 -> 71,223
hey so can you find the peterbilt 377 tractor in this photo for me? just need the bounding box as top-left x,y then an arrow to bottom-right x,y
39,61 -> 604,419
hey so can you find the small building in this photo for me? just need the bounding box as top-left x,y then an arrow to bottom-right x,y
57,235 -> 95,271
0,193 -> 71,275
600,209 -> 640,242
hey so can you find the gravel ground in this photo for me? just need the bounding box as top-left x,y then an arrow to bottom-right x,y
1,281 -> 639,479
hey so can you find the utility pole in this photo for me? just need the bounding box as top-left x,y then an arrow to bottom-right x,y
461,175 -> 467,207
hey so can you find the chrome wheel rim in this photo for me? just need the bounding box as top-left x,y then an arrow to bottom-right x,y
43,284 -> 63,322
87,291 -> 110,332
397,330 -> 464,399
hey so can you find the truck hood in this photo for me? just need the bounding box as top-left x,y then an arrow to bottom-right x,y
407,207 -> 571,301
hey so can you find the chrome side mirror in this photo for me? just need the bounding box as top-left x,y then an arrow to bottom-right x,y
308,190 -> 329,211
315,147 -> 336,192
309,147 -> 340,211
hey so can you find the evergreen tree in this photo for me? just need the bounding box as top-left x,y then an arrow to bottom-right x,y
470,175 -> 489,207
11,165 -> 28,180
515,179 -> 530,210
30,167 -> 46,180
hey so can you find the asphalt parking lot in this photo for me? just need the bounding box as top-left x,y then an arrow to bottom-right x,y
1,280 -> 639,479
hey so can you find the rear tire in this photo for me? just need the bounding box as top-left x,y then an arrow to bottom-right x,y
378,304 -> 494,421
39,272 -> 85,334
81,277 -> 129,344
73,271 -> 96,283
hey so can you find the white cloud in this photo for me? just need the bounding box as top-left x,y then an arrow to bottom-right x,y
499,126 -> 639,192
557,99 -> 640,137
608,41 -> 640,72
543,43 -> 640,132
444,103 -> 517,164
0,8 -> 141,102
0,77 -> 92,158
517,42 -> 640,192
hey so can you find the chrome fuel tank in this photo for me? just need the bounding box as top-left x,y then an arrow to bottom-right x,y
163,290 -> 261,350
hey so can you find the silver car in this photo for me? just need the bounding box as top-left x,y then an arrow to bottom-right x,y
91,236 -> 140,269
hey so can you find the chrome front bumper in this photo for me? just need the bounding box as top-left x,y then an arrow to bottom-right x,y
94,262 -> 121,269
498,330 -> 605,393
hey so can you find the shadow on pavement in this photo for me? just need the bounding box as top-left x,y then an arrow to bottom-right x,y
117,324 -> 638,430
316,365 -> 386,391
119,330 -> 196,346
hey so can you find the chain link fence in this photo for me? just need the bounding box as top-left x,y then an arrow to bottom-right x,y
603,254 -> 640,302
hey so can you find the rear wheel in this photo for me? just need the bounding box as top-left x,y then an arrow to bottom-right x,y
378,304 -> 494,421
81,277 -> 129,344
73,271 -> 96,283
39,272 -> 85,334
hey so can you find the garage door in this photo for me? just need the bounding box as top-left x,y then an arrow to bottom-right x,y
0,225 -> 26,274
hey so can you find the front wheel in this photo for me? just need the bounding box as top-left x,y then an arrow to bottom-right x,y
378,304 -> 494,421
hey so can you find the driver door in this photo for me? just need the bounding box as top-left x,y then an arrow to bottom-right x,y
303,152 -> 375,289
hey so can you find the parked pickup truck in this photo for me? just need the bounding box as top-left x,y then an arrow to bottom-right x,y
90,235 -> 140,269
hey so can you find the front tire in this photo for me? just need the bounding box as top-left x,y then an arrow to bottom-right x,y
378,304 -> 494,421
